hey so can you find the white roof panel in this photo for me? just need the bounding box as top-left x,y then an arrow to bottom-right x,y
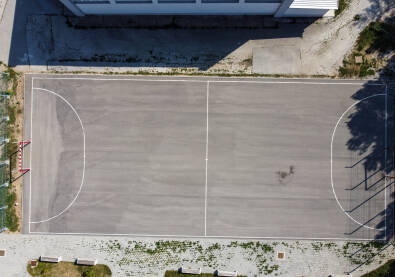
290,0 -> 338,9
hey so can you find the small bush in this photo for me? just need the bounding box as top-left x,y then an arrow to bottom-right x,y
359,59 -> 375,77
6,89 -> 14,97
353,14 -> 360,21
4,67 -> 17,82
83,268 -> 95,277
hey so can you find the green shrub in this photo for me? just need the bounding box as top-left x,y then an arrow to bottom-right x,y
335,0 -> 349,17
4,67 -> 17,82
357,22 -> 395,52
338,53 -> 376,78
359,60 -> 375,77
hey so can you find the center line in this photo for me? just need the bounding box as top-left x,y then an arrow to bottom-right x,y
205,81 -> 209,237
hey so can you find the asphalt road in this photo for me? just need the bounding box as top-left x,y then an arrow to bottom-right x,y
22,75 -> 391,240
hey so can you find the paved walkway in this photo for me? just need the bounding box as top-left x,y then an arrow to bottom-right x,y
1,234 -> 394,277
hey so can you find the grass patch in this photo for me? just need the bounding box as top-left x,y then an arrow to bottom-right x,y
27,261 -> 111,277
361,259 -> 395,277
5,190 -> 18,231
164,270 -> 246,277
335,0 -> 350,17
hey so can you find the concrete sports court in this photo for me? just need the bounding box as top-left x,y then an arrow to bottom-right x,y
22,74 -> 394,240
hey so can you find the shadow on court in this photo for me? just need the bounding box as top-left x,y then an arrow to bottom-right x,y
345,56 -> 395,241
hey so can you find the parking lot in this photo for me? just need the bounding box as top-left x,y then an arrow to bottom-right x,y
22,75 -> 392,240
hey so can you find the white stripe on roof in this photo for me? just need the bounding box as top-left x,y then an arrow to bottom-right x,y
290,0 -> 338,9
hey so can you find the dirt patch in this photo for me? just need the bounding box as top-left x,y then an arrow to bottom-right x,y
10,75 -> 24,233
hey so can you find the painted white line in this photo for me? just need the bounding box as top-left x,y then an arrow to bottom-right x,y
202,81 -> 383,85
28,76 -> 386,86
32,77 -> 205,82
204,81 -> 209,237
29,78 -> 33,233
331,93 -> 386,231
27,75 -> 388,236
29,87 -> 86,224
26,231 -> 381,241
384,85 -> 388,239
21,74 -> 25,232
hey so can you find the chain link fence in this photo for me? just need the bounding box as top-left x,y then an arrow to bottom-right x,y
0,72 -> 9,232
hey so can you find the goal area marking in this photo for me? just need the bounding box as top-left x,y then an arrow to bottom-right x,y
18,140 -> 31,173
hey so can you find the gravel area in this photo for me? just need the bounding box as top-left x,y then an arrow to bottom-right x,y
0,235 -> 394,277
300,0 -> 394,75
